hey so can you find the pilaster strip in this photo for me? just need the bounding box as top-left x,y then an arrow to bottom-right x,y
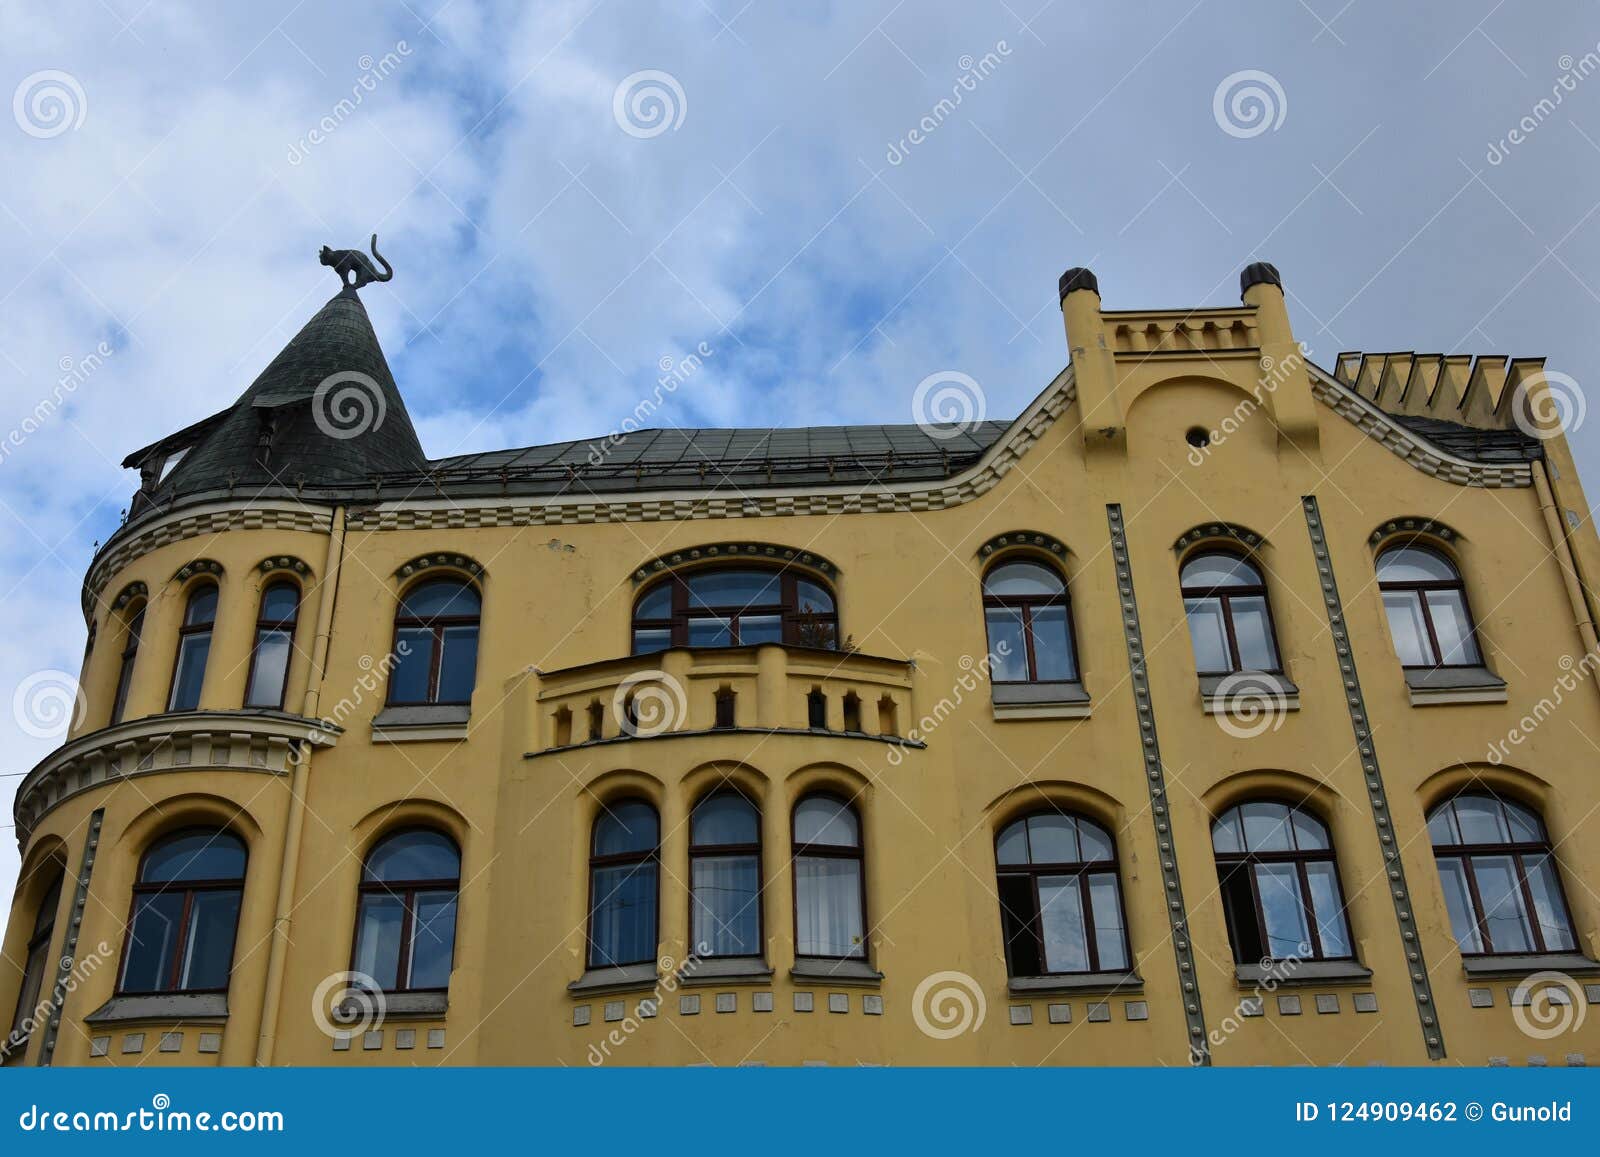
1105,504 -> 1211,1064
38,807 -> 104,1066
1300,496 -> 1446,1060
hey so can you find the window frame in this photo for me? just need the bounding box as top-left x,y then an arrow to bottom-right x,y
1212,801 -> 1354,964
981,557 -> 1080,684
585,800 -> 661,970
166,583 -> 219,712
116,827 -> 247,996
790,792 -> 868,962
244,581 -> 300,710
6,868 -> 63,1055
1427,793 -> 1577,957
994,811 -> 1131,977
687,789 -> 765,960
386,577 -> 482,707
349,827 -> 462,994
1375,542 -> 1484,670
1179,550 -> 1283,675
631,566 -> 838,653
109,602 -> 145,726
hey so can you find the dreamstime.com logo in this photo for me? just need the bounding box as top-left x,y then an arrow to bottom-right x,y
612,669 -> 688,738
12,669 -> 87,740
1211,671 -> 1290,739
912,370 -> 987,439
311,971 -> 387,1039
312,370 -> 388,440
911,970 -> 986,1040
13,70 -> 86,138
1212,70 -> 1287,139
1511,371 -> 1585,441
612,70 -> 687,138
1511,971 -> 1588,1040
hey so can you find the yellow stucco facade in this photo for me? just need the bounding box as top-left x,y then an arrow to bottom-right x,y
5,262 -> 1600,1067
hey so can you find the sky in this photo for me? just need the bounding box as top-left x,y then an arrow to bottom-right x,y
2,0 -> 1599,900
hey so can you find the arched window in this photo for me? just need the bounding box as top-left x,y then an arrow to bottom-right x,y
109,603 -> 145,725
689,792 -> 762,958
982,560 -> 1077,684
1428,794 -> 1575,956
167,584 -> 218,711
632,567 -> 837,653
793,795 -> 866,960
6,869 -> 63,1055
118,829 -> 246,994
1376,544 -> 1482,668
388,579 -> 481,705
353,829 -> 460,992
995,812 -> 1129,976
244,583 -> 299,709
1212,801 -> 1352,963
1181,553 -> 1281,674
587,801 -> 659,969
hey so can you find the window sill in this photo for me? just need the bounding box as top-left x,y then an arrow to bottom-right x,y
85,993 -> 229,1026
568,963 -> 660,996
1461,952 -> 1600,979
340,990 -> 448,1020
790,958 -> 883,987
371,703 -> 470,743
1007,971 -> 1143,997
1199,672 -> 1300,714
991,681 -> 1091,721
677,958 -> 775,987
1234,960 -> 1372,988
1404,666 -> 1508,706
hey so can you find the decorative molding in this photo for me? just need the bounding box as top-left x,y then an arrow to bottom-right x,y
111,581 -> 147,611
1105,504 -> 1211,1064
38,808 -> 102,1066
256,555 -> 312,579
1301,495 -> 1446,1060
394,552 -> 486,581
977,531 -> 1069,563
1173,522 -> 1266,553
1367,517 -> 1461,549
633,542 -> 839,584
171,558 -> 223,584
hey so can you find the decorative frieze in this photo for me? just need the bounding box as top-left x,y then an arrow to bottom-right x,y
1172,522 -> 1265,553
39,808 -> 103,1066
977,531 -> 1068,561
1367,517 -> 1459,548
395,553 -> 486,581
633,542 -> 839,583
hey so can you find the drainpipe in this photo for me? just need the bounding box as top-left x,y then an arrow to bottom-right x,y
255,506 -> 347,1066
1531,459 -> 1600,679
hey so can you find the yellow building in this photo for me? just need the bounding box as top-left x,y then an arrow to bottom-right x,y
5,259 -> 1600,1068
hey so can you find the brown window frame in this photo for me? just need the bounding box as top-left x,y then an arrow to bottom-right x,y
585,800 -> 661,969
791,793 -> 868,962
632,566 -> 838,653
994,812 -> 1130,977
349,827 -> 461,994
1376,543 -> 1483,670
1180,551 -> 1283,675
115,828 -> 246,996
166,583 -> 219,712
109,603 -> 145,726
244,581 -> 300,710
1212,801 -> 1354,964
386,578 -> 481,707
981,558 -> 1080,684
688,790 -> 764,960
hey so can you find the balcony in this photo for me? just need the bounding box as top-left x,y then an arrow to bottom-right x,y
528,644 -> 919,753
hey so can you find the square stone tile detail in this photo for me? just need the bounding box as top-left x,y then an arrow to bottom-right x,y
573,1005 -> 591,1027
121,1033 -> 144,1054
159,1032 -> 182,1052
862,994 -> 883,1016
638,999 -> 659,1018
1528,1055 -> 1547,1067
332,1033 -> 352,1052
197,1032 -> 222,1054
604,1000 -> 626,1022
1488,1056 -> 1508,1067
1315,994 -> 1339,1015
1566,1053 -> 1587,1067
794,992 -> 814,1012
426,1029 -> 445,1049
1353,993 -> 1378,1013
1048,1003 -> 1072,1024
395,1029 -> 416,1050
1087,1002 -> 1110,1023
1469,987 -> 1494,1008
362,1031 -> 383,1050
680,994 -> 701,1015
752,992 -> 774,1013
1547,986 -> 1572,1005
1507,986 -> 1531,1007
1277,995 -> 1302,1016
89,1036 -> 110,1057
1585,984 -> 1600,1004
1240,996 -> 1263,1018
1125,1001 -> 1149,1021
828,993 -> 849,1014
1009,1005 -> 1033,1026
715,993 -> 737,1014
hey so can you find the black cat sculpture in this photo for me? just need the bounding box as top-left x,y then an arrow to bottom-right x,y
319,234 -> 394,290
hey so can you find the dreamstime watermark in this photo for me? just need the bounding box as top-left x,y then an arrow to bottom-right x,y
1212,70 -> 1287,139
1510,971 -> 1587,1040
1,940 -> 112,1059
886,646 -> 1007,766
17,1094 -> 283,1134
911,370 -> 987,439
612,669 -> 688,738
586,341 -> 714,467
13,70 -> 86,139
1186,344 -> 1308,465
885,41 -> 1012,165
1211,671 -> 1291,740
612,70 -> 686,138
286,43 -> 413,164
302,644 -> 411,749
1193,954 -> 1301,1063
312,370 -> 388,440
1510,370 -> 1585,441
911,970 -> 986,1039
585,950 -> 707,1065
12,669 -> 87,740
0,341 -> 114,466
1487,647 -> 1600,764
311,970 -> 388,1039
1486,48 -> 1600,165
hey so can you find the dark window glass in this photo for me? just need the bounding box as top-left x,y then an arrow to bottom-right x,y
1212,802 -> 1352,963
1427,794 -> 1575,955
793,796 -> 865,959
982,560 -> 1077,683
588,800 -> 659,968
118,829 -> 246,994
1376,544 -> 1483,668
168,584 -> 218,711
353,829 -> 461,992
1180,553 -> 1281,674
690,792 -> 761,958
245,582 -> 299,709
6,871 -> 63,1055
631,566 -> 839,653
388,579 -> 481,705
994,812 -> 1129,976
110,605 -> 145,725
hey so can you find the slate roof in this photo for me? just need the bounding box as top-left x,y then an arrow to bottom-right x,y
1385,414 -> 1542,463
